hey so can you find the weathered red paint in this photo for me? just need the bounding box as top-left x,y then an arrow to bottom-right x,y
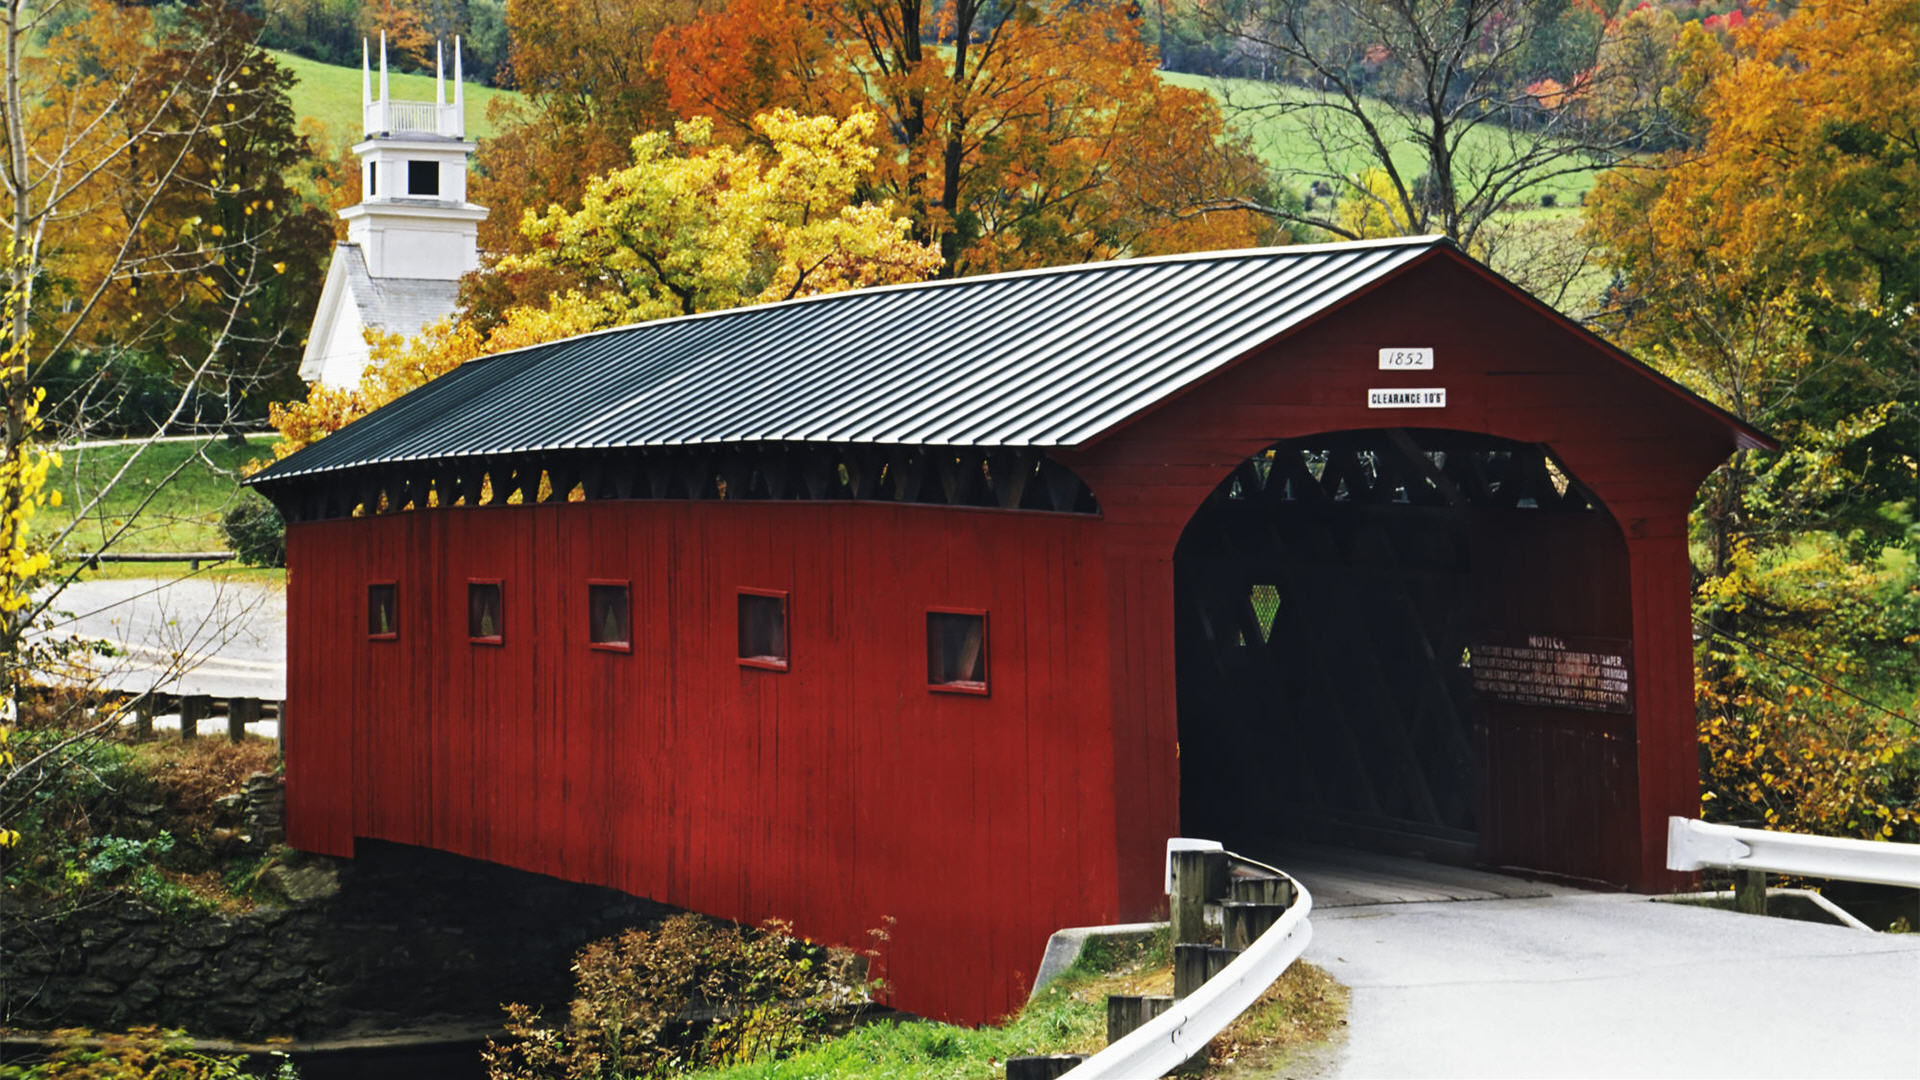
287,501 -> 1120,1024
282,249 -> 1752,1024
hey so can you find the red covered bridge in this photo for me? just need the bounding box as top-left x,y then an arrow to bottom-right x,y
251,237 -> 1767,1024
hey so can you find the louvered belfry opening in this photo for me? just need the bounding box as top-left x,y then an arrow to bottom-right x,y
1173,428 -> 1606,862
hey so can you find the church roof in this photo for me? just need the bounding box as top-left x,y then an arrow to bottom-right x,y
334,244 -> 461,337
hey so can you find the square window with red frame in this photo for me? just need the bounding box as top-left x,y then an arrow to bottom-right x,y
926,610 -> 987,693
368,583 -> 397,639
588,582 -> 630,650
468,581 -> 504,644
737,589 -> 788,670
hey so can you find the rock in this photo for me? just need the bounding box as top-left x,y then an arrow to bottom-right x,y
253,960 -> 308,992
146,947 -> 206,979
176,918 -> 233,951
116,902 -> 159,924
124,979 -> 162,1007
89,944 -> 155,982
212,957 -> 261,984
266,862 -> 341,904
77,921 -> 126,949
246,904 -> 291,927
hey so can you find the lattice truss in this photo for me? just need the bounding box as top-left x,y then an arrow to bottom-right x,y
1218,429 -> 1597,512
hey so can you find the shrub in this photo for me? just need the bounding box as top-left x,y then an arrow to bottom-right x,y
483,915 -> 872,1080
220,493 -> 285,567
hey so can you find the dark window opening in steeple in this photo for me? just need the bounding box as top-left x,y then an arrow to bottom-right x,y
408,160 -> 439,197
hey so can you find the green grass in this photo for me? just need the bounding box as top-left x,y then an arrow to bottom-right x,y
690,947 -> 1136,1080
272,49 -> 523,150
41,435 -> 276,557
688,929 -> 1344,1080
1161,70 -> 1599,208
68,561 -> 287,585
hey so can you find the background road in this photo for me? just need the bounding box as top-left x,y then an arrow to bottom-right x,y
32,576 -> 287,700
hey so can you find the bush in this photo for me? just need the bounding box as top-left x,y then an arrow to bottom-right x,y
483,915 -> 873,1079
220,493 -> 285,567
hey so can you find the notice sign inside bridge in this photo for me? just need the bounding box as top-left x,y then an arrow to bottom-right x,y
1469,634 -> 1633,714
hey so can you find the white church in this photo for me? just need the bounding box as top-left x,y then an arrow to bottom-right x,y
300,36 -> 487,388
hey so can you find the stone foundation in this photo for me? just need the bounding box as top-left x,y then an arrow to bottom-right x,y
3,824 -> 673,1039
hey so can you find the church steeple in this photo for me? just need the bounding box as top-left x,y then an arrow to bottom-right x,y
301,36 -> 488,387
341,33 -> 486,280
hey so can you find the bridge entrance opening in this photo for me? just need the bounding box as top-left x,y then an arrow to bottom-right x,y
1173,428 -> 1622,865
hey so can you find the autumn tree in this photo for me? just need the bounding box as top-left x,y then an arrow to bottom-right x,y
471,0 -> 697,254
0,0 -> 320,731
79,1 -> 336,432
656,0 -> 1274,275
1586,0 -> 1920,837
277,108 -> 941,452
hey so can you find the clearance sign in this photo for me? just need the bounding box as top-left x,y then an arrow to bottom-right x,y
1368,387 -> 1446,408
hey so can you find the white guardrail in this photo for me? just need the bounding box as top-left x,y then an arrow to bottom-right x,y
1667,816 -> 1920,889
1063,847 -> 1314,1080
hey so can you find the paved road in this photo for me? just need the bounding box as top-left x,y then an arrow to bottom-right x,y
1285,854 -> 1920,1079
31,576 -> 287,700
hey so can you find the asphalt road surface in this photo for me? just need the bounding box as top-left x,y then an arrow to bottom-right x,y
1289,852 -> 1920,1079
31,576 -> 286,700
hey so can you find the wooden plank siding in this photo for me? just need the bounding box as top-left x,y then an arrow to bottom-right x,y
284,501 -> 1117,1024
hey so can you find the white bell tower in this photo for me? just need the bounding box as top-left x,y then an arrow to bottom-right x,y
342,34 -> 487,279
300,35 -> 489,387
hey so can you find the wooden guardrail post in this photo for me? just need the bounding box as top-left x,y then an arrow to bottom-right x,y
179,694 -> 210,741
1222,901 -> 1288,951
132,694 -> 154,739
1173,944 -> 1238,999
1735,869 -> 1767,915
276,700 -> 288,756
1169,848 -> 1225,946
1230,873 -> 1294,907
1106,994 -> 1172,1043
1006,1055 -> 1087,1080
228,697 -> 261,742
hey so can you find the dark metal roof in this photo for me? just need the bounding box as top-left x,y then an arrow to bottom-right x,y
254,237 -> 1459,484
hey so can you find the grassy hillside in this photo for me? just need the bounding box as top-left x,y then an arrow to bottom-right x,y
42,436 -> 278,556
272,49 -> 522,149
1161,70 -> 1596,208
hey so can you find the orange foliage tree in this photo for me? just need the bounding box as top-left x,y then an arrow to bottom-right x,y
1586,0 -> 1920,839
655,0 -> 1273,274
471,0 -> 697,255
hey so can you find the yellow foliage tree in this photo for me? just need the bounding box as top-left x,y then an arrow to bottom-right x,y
272,108 -> 941,456
1336,169 -> 1415,241
503,109 -> 943,320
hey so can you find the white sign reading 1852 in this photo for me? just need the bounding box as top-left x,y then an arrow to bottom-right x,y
1378,347 -> 1434,370
1368,387 -> 1447,409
